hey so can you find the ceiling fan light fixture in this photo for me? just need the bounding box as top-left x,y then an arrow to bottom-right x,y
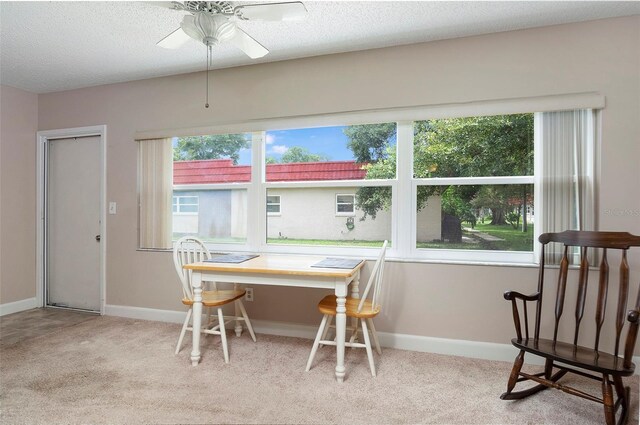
181,13 -> 237,47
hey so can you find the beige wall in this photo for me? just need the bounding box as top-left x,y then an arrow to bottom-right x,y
35,17 -> 640,350
0,85 -> 38,304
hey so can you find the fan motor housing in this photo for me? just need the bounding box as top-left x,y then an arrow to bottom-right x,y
183,1 -> 235,15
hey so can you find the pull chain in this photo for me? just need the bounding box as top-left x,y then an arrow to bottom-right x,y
205,45 -> 211,108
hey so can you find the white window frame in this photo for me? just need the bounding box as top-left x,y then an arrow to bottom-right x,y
410,176 -> 535,264
335,193 -> 356,216
158,93 -> 603,263
266,194 -> 281,216
172,195 -> 199,215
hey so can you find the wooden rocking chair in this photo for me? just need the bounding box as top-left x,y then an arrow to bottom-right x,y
501,231 -> 640,425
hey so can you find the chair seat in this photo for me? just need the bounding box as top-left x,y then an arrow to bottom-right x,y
318,295 -> 381,319
512,338 -> 636,376
182,289 -> 246,307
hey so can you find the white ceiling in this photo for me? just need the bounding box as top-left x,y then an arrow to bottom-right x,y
1,1 -> 639,94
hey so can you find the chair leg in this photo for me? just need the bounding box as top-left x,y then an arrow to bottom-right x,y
367,318 -> 382,355
602,374 -> 615,425
612,375 -> 629,425
319,315 -> 333,348
237,300 -> 256,342
361,319 -> 376,377
500,350 -> 525,399
306,314 -> 329,372
349,317 -> 360,346
206,307 -> 212,330
217,308 -> 229,364
175,308 -> 192,355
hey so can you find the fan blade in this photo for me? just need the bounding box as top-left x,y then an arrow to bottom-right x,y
143,1 -> 186,11
157,27 -> 192,49
228,28 -> 269,58
235,2 -> 307,21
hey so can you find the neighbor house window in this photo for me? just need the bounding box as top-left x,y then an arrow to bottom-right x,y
336,194 -> 355,215
267,195 -> 281,215
173,195 -> 199,214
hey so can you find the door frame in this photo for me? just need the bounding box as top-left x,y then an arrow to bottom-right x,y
36,125 -> 107,314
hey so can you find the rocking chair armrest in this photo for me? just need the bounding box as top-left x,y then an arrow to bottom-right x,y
504,291 -> 540,341
503,291 -> 540,302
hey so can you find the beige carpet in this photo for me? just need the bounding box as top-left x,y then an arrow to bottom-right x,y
1,316 -> 638,425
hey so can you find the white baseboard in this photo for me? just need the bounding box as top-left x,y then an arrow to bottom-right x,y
0,297 -> 38,317
102,304 -> 541,366
104,304 -> 640,370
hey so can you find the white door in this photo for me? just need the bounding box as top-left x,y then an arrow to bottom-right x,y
46,136 -> 102,311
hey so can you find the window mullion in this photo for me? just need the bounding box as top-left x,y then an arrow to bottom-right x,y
396,121 -> 414,258
248,131 -> 265,251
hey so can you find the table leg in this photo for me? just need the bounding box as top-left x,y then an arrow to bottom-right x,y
234,283 -> 243,337
349,271 -> 361,343
335,282 -> 347,383
190,272 -> 203,366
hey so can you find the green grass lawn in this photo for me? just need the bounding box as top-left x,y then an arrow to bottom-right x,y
177,223 -> 532,251
417,223 -> 534,251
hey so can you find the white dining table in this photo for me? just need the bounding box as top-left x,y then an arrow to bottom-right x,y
183,253 -> 364,383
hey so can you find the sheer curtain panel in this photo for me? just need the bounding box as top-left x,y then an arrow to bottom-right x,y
536,110 -> 596,263
138,138 -> 173,249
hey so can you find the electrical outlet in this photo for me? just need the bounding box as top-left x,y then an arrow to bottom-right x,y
245,288 -> 254,302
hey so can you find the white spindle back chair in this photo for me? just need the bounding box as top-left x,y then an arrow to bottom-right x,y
306,240 -> 388,377
173,236 -> 256,363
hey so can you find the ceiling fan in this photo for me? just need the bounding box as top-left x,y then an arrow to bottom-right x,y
155,1 -> 308,59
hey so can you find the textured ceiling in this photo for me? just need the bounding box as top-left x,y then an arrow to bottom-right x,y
1,1 -> 639,93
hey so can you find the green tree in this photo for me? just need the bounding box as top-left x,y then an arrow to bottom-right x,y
173,134 -> 250,163
347,115 -> 534,227
341,124 -> 396,220
344,123 -> 396,163
413,115 -> 533,225
267,146 -> 330,164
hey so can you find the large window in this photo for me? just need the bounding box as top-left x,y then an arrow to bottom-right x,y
412,114 -> 534,254
139,104 -> 596,263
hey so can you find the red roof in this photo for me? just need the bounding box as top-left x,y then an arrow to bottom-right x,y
173,159 -> 367,184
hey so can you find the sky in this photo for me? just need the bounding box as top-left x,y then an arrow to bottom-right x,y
234,125 -> 357,165
176,125 -> 396,165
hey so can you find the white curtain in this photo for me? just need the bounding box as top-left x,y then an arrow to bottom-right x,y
138,138 -> 173,249
536,109 -> 596,263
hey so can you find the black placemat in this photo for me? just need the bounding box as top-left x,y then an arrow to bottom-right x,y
204,254 -> 259,264
311,258 -> 363,269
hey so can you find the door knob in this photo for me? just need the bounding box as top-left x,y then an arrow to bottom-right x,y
95,235 -> 101,242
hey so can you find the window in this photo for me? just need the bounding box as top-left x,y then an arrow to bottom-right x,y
336,194 -> 355,215
171,132 -> 254,244
173,195 -> 199,214
138,101 -> 596,263
267,195 -> 281,215
412,114 -> 535,255
264,123 -> 396,249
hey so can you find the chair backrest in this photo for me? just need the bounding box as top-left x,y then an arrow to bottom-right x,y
173,236 -> 212,300
357,240 -> 388,313
535,231 -> 640,367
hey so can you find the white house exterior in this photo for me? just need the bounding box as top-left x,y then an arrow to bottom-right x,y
173,159 -> 441,243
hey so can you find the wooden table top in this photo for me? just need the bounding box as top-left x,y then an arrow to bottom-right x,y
183,253 -> 365,278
